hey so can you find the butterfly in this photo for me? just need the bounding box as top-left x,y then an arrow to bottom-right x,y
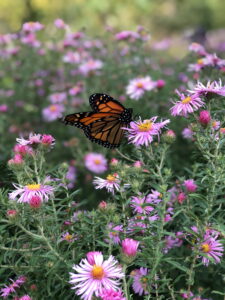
61,93 -> 133,148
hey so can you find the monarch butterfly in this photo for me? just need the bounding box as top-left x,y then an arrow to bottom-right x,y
61,93 -> 133,148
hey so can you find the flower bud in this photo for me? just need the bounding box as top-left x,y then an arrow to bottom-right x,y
7,209 -> 18,219
184,179 -> 197,193
199,110 -> 211,126
156,79 -> 165,88
98,201 -> 107,211
29,196 -> 42,209
86,251 -> 102,265
177,192 -> 186,204
162,130 -> 176,143
121,238 -> 139,264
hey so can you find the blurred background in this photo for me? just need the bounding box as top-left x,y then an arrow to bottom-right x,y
1,0 -> 225,39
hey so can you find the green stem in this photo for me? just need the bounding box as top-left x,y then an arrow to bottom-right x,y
122,264 -> 129,299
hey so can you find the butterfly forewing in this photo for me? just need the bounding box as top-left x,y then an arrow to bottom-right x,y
89,93 -> 125,113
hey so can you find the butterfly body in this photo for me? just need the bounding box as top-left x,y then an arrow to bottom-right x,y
61,93 -> 132,148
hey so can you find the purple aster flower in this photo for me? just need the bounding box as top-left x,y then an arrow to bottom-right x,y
130,196 -> 154,214
69,252 -> 124,300
42,104 -> 65,122
9,182 -> 54,203
131,267 -> 149,296
99,288 -> 125,300
84,152 -> 107,174
0,276 -> 26,298
182,127 -> 194,140
93,173 -> 120,194
170,90 -> 204,117
49,92 -> 67,103
16,133 -> 42,145
188,80 -> 225,98
79,59 -> 103,76
107,223 -> 123,244
199,236 -> 224,266
124,117 -> 170,147
126,76 -> 156,100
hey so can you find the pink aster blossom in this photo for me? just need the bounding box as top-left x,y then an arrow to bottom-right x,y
29,195 -> 42,209
131,267 -> 150,296
86,251 -> 102,265
84,153 -> 107,174
107,223 -> 123,244
69,252 -> 124,300
13,144 -> 33,156
100,288 -> 125,300
115,30 -> 140,41
212,120 -> 220,130
66,165 -> 77,189
0,276 -> 26,298
0,104 -> 8,112
182,127 -> 194,140
54,18 -> 66,29
122,238 -> 139,257
61,232 -> 75,242
189,42 -> 207,55
8,154 -> 24,166
130,196 -> 154,214
163,232 -> 184,253
20,33 -> 41,48
9,182 -> 54,203
184,179 -> 197,193
79,59 -> 103,76
49,92 -> 67,104
63,51 -> 81,64
199,110 -> 211,126
41,134 -> 55,147
199,236 -> 224,266
124,117 -> 170,147
93,173 -> 120,194
188,80 -> 225,98
19,295 -> 32,300
16,133 -> 42,146
170,90 -> 204,117
126,76 -> 156,100
42,104 -> 65,121
22,22 -> 44,32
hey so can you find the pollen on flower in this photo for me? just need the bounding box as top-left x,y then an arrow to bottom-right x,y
181,96 -> 192,104
106,174 -> 117,182
136,82 -> 144,88
49,105 -> 57,112
201,243 -> 211,253
92,265 -> 105,279
197,59 -> 204,65
94,159 -> 101,165
65,234 -> 73,241
137,121 -> 153,132
26,184 -> 41,191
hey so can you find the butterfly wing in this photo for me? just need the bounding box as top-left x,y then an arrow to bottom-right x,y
89,93 -> 126,113
84,114 -> 126,148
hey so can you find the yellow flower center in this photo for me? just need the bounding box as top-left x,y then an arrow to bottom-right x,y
50,105 -> 57,112
65,234 -> 73,241
94,159 -> 101,165
26,184 -> 41,191
137,120 -> 153,132
197,59 -> 204,65
201,243 -> 211,253
136,82 -> 144,89
182,96 -> 192,104
220,128 -> 225,134
111,232 -> 118,236
92,265 -> 105,280
106,174 -> 116,182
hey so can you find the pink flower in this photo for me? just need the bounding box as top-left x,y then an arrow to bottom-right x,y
6,209 -> 17,218
79,59 -> 103,76
29,195 -> 42,209
0,104 -> 8,112
49,92 -> 67,104
0,276 -> 26,298
182,128 -> 194,140
21,33 -> 41,48
122,238 -> 139,257
86,251 -> 102,265
124,117 -> 170,147
16,133 -> 42,146
163,232 -> 184,253
69,252 -> 124,300
9,182 -> 54,203
93,174 -> 120,194
188,80 -> 225,98
115,30 -> 140,41
108,223 -> 123,244
199,110 -> 211,126
63,51 -> 81,64
66,165 -> 77,189
54,19 -> 66,29
42,104 -> 65,122
184,179 -> 197,193
41,134 -> 55,147
170,90 -> 204,117
126,76 -> 156,100
99,288 -> 125,300
177,192 -> 186,204
131,267 -> 150,296
61,232 -> 75,242
156,79 -> 165,88
189,42 -> 206,55
84,153 -> 107,174
8,154 -> 24,166
19,295 -> 32,300
212,120 -> 220,130
199,236 -> 224,266
130,196 -> 154,214
98,201 -> 107,210
22,22 -> 44,32
68,83 -> 84,96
